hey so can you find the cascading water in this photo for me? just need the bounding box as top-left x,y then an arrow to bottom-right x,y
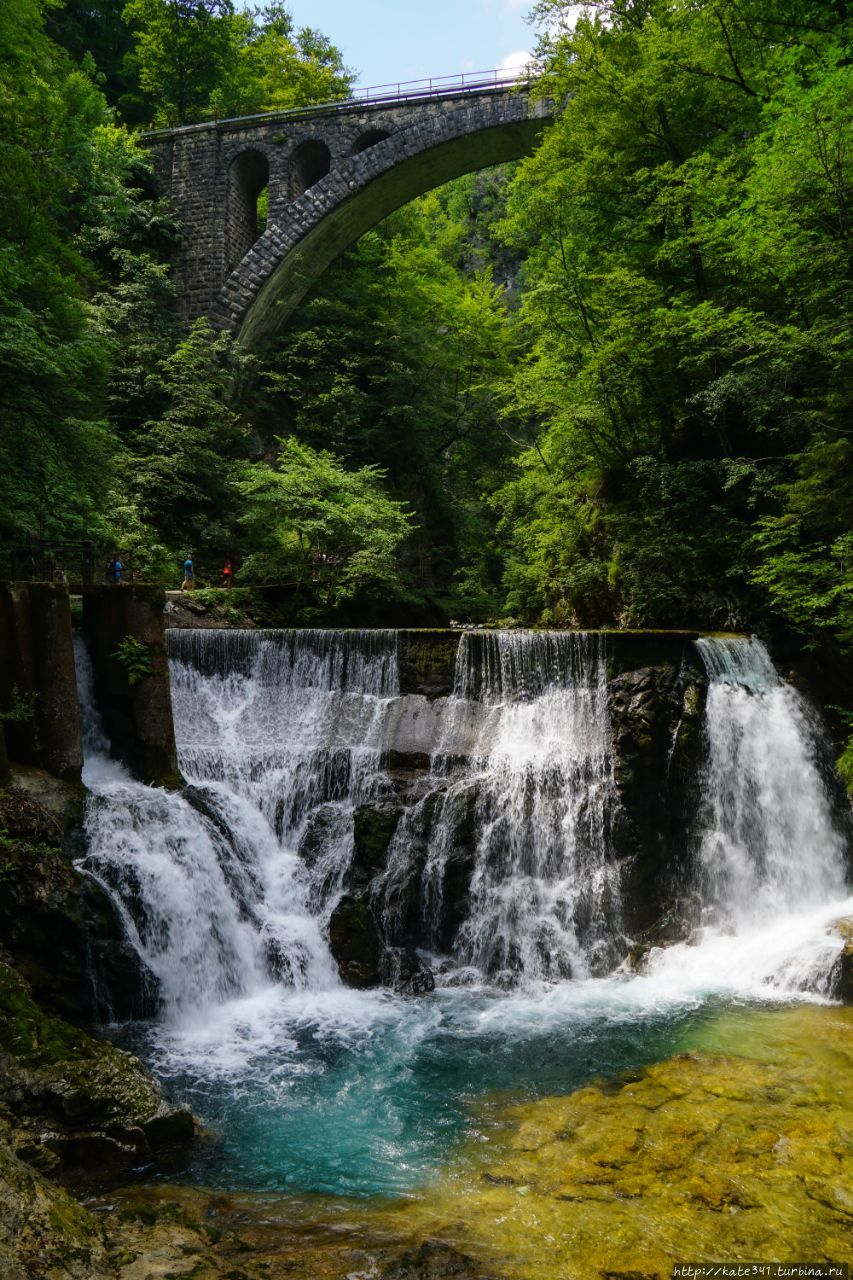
376,630 -> 623,981
695,636 -> 848,921
642,635 -> 852,996
73,625 -> 853,1196
78,629 -> 403,1014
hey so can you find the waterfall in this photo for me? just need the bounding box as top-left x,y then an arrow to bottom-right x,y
638,635 -> 851,998
75,630 -> 402,1014
375,631 -> 623,982
694,636 -> 848,922
75,626 -> 851,1017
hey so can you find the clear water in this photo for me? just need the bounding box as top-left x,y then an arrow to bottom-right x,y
75,629 -> 852,1198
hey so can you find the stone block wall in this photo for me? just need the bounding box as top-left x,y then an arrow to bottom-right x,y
81,586 -> 181,788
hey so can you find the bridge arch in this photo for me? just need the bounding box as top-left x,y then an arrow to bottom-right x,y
353,128 -> 391,155
289,139 -> 332,198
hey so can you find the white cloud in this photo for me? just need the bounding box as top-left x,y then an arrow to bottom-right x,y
498,49 -> 533,72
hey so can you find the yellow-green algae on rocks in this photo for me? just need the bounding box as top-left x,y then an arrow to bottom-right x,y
98,1003 -> 853,1280
380,1003 -> 853,1279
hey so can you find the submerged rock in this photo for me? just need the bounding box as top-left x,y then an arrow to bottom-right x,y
391,1003 -> 853,1279
381,1240 -> 505,1279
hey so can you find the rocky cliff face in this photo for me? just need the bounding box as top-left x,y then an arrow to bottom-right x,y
0,768 -> 194,1278
0,777 -> 155,1025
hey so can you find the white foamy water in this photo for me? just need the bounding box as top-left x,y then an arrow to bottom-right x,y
74,628 -> 851,1056
376,631 -> 623,981
642,636 -> 851,998
69,626 -> 853,1197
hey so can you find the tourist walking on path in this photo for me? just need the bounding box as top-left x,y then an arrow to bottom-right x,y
181,554 -> 195,591
222,558 -> 233,588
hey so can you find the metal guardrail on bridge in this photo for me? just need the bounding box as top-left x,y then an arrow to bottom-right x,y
349,67 -> 533,105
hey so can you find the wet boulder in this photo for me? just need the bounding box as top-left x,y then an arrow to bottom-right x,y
380,947 -> 435,996
608,663 -> 707,935
0,961 -> 195,1185
831,918 -> 853,1004
351,803 -> 403,888
328,895 -> 382,988
0,778 -> 157,1024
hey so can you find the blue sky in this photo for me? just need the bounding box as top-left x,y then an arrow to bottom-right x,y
287,0 -> 541,88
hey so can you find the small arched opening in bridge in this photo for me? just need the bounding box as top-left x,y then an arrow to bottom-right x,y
353,129 -> 391,155
289,140 -> 332,199
227,149 -> 270,273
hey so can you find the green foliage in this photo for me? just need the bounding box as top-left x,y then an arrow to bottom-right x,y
3,0 -> 853,719
252,182 -> 520,616
0,0 -> 116,551
0,688 -> 38,725
123,319 -> 254,561
112,635 -> 155,686
237,438 -> 414,605
493,0 -> 853,634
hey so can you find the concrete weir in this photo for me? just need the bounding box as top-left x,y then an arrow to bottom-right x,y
0,585 -> 181,790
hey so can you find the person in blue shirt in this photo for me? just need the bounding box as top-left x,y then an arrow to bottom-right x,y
181,555 -> 195,591
114,558 -> 123,584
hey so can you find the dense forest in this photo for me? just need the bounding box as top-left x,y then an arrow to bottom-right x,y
1,3 -> 851,679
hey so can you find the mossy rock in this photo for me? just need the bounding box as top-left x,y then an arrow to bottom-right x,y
352,804 -> 402,885
0,1121 -> 112,1279
0,961 -> 194,1179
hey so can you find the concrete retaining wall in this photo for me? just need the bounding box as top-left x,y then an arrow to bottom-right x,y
81,587 -> 181,788
0,584 -> 83,783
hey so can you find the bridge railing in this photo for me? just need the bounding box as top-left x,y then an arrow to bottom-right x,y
349,67 -> 532,106
142,67 -> 536,138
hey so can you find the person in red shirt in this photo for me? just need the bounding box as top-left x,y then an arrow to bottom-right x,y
222,558 -> 233,589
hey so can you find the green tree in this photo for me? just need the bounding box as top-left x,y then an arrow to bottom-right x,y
237,438 -> 414,605
251,182 -> 520,617
120,0 -> 353,126
120,0 -> 242,126
123,320 -> 254,571
493,0 -> 852,631
0,0 -> 117,551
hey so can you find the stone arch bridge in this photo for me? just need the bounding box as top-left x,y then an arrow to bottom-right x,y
144,72 -> 552,346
